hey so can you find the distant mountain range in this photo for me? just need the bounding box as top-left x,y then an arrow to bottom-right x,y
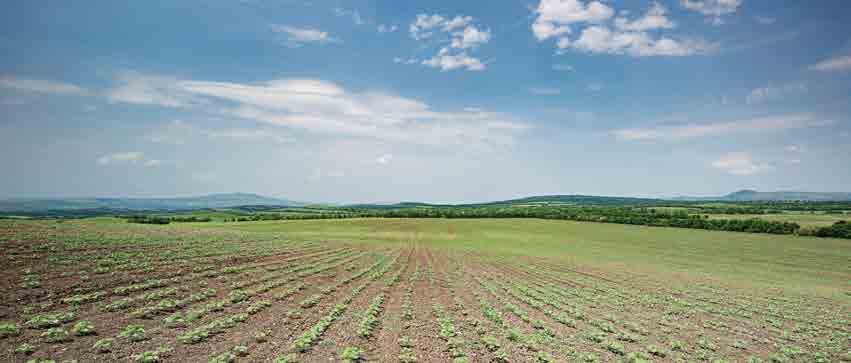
2,190 -> 850,216
671,190 -> 851,202
0,193 -> 300,213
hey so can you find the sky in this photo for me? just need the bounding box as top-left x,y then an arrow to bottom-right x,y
1,0 -> 850,204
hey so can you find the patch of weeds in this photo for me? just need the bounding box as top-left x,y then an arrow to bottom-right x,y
118,324 -> 147,342
274,353 -> 298,363
134,345 -> 172,363
93,338 -> 115,353
647,344 -> 666,357
0,321 -> 21,337
72,321 -> 95,336
625,351 -> 653,363
41,327 -> 71,343
15,342 -> 36,355
340,346 -> 364,362
604,341 -> 625,356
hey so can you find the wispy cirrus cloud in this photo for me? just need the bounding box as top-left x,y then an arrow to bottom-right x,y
0,77 -> 87,95
613,113 -> 834,141
809,55 -> 851,72
270,25 -> 340,47
97,152 -> 160,167
711,152 -> 772,176
746,83 -> 807,104
108,72 -> 528,149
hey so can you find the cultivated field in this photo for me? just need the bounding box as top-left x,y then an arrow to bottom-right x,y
0,218 -> 848,362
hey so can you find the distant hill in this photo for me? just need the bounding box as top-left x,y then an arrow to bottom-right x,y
348,195 -> 668,209
673,190 -> 851,202
0,193 -> 301,213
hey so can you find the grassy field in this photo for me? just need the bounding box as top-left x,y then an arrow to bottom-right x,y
212,218 -> 850,296
0,218 -> 848,362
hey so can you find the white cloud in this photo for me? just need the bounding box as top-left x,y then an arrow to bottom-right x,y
112,72 -> 528,148
377,24 -> 398,33
746,83 -> 807,104
755,16 -> 776,25
552,64 -> 574,71
711,152 -> 772,175
409,14 -> 447,40
107,71 -> 205,108
393,57 -> 418,65
333,8 -> 365,25
571,25 -> 716,56
97,152 -> 145,165
614,2 -> 675,32
532,0 -> 613,41
532,0 -> 715,57
530,87 -> 561,95
451,26 -> 491,49
149,120 -> 293,145
0,77 -> 87,95
143,159 -> 162,167
613,113 -> 835,141
680,0 -> 742,25
407,14 -> 490,72
270,25 -> 340,47
809,55 -> 851,72
375,153 -> 393,164
205,128 -> 294,144
422,48 -> 485,71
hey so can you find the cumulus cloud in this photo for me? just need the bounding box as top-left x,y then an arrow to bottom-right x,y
712,152 -> 772,175
746,83 -> 807,104
403,14 -> 491,71
451,26 -> 491,49
680,0 -> 742,25
0,77 -> 87,95
270,25 -> 340,47
614,2 -> 675,31
422,48 -> 486,71
613,113 -> 834,141
110,72 -> 528,148
809,55 -> 851,72
571,25 -> 716,56
532,0 -> 715,57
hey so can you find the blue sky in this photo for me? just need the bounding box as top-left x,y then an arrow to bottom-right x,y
1,0 -> 850,203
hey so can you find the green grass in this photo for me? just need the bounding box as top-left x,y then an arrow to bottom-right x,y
206,218 -> 850,298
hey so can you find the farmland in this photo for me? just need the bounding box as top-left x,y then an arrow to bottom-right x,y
1,218 -> 849,362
